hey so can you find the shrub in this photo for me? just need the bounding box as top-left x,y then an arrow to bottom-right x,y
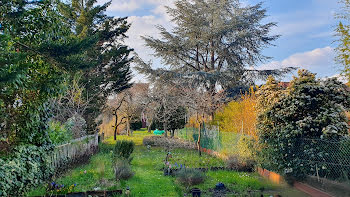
226,155 -> 255,172
113,140 -> 135,162
176,168 -> 206,187
143,136 -> 196,149
236,135 -> 256,160
47,120 -> 73,145
256,70 -> 350,180
0,145 -> 53,196
99,143 -> 114,154
130,120 -> 143,130
114,159 -> 134,181
66,114 -> 86,138
213,86 -> 257,139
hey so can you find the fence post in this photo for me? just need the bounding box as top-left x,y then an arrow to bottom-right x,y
316,164 -> 320,181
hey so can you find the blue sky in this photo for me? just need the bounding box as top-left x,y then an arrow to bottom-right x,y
97,0 -> 344,82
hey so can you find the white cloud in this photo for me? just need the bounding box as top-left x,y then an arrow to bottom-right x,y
125,15 -> 172,60
328,74 -> 347,83
258,46 -> 342,80
108,0 -> 140,12
151,1 -> 175,21
124,6 -> 174,82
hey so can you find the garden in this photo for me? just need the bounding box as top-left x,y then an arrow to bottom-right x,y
2,0 -> 350,197
28,130 -> 307,197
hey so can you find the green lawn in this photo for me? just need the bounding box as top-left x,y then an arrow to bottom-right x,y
104,128 -> 154,146
28,129 -> 308,197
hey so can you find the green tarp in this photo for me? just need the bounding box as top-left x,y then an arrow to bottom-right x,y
153,129 -> 165,135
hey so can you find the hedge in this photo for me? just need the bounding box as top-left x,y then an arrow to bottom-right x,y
0,145 -> 53,196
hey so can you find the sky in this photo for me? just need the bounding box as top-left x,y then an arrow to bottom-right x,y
96,0 -> 344,82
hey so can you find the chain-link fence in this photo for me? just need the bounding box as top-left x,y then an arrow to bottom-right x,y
174,123 -> 248,156
295,138 -> 350,182
175,126 -> 350,182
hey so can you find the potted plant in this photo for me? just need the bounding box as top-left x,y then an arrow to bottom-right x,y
191,188 -> 201,197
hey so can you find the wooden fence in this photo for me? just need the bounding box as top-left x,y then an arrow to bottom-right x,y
50,134 -> 98,169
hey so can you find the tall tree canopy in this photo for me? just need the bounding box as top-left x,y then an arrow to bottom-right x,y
0,0 -> 95,145
58,0 -> 133,133
0,0 -> 133,145
136,0 -> 292,96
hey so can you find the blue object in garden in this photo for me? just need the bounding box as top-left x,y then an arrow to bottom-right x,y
215,182 -> 225,190
153,129 -> 165,135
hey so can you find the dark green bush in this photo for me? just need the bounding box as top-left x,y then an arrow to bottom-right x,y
256,70 -> 350,180
130,120 -> 143,130
99,143 -> 114,154
113,140 -> 135,161
0,145 -> 53,196
114,159 -> 134,181
175,168 -> 206,187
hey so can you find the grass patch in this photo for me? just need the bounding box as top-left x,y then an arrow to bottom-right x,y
28,129 -> 308,197
104,128 -> 153,146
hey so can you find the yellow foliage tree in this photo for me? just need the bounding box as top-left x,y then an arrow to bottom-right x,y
214,87 -> 257,139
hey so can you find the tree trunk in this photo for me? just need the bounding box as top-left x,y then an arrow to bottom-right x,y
113,113 -> 118,141
126,117 -> 130,136
147,119 -> 153,133
197,122 -> 202,156
164,121 -> 167,137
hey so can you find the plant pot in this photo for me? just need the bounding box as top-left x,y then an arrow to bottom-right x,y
191,188 -> 201,197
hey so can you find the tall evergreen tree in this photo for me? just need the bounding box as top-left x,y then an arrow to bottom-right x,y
58,0 -> 133,133
136,0 -> 293,115
0,0 -> 97,145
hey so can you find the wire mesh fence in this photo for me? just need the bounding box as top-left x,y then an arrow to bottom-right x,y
295,138 -> 350,182
174,124 -> 246,156
175,125 -> 350,182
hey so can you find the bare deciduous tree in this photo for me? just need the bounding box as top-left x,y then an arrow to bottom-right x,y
105,83 -> 149,139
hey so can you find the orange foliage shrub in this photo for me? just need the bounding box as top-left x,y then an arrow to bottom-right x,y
214,87 -> 257,139
186,115 -> 211,128
99,115 -> 126,137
